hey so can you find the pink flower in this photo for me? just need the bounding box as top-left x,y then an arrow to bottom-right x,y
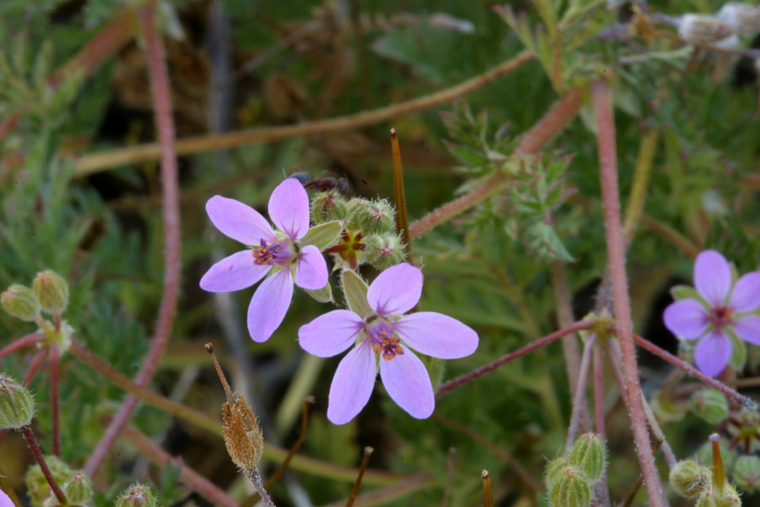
299,263 -> 479,424
200,179 -> 330,342
664,250 -> 760,377
0,490 -> 11,507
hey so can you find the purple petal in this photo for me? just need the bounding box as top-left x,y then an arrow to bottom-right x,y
269,179 -> 310,241
295,245 -> 328,290
379,346 -> 434,419
206,196 -> 276,245
247,268 -> 293,342
0,490 -> 12,507
367,263 -> 422,316
299,310 -> 364,357
694,331 -> 732,377
694,250 -> 732,305
394,312 -> 478,359
663,299 -> 709,340
730,272 -> 760,313
327,341 -> 376,425
200,250 -> 270,292
734,315 -> 760,347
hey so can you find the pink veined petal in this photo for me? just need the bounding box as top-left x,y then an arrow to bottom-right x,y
206,195 -> 276,245
200,250 -> 271,293
734,315 -> 760,347
0,490 -> 12,507
269,179 -> 310,241
327,340 -> 377,425
394,312 -> 478,359
247,268 -> 294,343
663,299 -> 709,340
694,250 -> 733,305
729,272 -> 760,313
367,263 -> 423,316
299,310 -> 364,357
295,245 -> 328,290
694,331 -> 732,378
380,346 -> 434,419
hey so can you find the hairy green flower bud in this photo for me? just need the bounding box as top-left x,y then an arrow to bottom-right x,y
363,233 -> 405,270
115,483 -> 159,507
32,270 -> 69,315
311,192 -> 349,224
1,284 -> 41,322
0,375 -> 35,429
691,389 -> 729,424
549,466 -> 592,507
545,457 -> 569,489
26,456 -> 73,507
734,455 -> 760,492
670,459 -> 712,499
714,483 -> 741,507
569,433 -> 607,484
697,492 -> 717,507
63,471 -> 92,505
348,198 -> 395,235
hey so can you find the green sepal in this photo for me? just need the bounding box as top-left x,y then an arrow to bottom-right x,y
305,282 -> 334,304
727,328 -> 747,371
670,285 -> 701,302
341,269 -> 372,318
301,221 -> 343,251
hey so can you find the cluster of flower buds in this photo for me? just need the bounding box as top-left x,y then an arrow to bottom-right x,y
309,190 -> 405,271
1,270 -> 73,349
672,434 -> 743,506
692,388 -> 730,424
115,483 -> 159,507
0,375 -> 34,430
545,433 -> 607,507
25,455 -> 72,507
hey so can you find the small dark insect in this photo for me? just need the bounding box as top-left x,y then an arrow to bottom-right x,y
289,171 -> 351,196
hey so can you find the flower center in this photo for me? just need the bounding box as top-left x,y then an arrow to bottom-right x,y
372,331 -> 404,361
252,239 -> 283,266
709,305 -> 734,328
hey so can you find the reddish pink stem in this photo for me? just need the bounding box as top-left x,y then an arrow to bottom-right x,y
0,333 -> 45,359
85,3 -> 181,476
592,79 -> 666,507
21,426 -> 67,505
436,321 -> 593,397
593,343 -> 611,507
566,335 -> 596,449
49,343 -> 61,457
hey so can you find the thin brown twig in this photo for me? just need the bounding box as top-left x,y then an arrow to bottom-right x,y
435,321 -> 593,397
21,426 -> 67,505
74,51 -> 534,176
49,342 -> 61,457
345,447 -> 374,507
85,3 -> 182,476
482,471 -> 494,507
321,473 -> 435,507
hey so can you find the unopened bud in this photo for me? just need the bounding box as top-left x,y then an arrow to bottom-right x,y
63,471 -> 92,504
569,433 -> 607,484
545,457 -> 569,489
363,233 -> 406,270
714,483 -> 741,507
549,466 -> 592,507
115,483 -> 158,507
670,459 -> 712,499
691,389 -> 729,424
1,284 -> 40,322
717,2 -> 760,37
0,375 -> 35,429
734,455 -> 760,492
223,396 -> 264,470
697,491 -> 718,507
311,192 -> 349,224
26,456 -> 72,507
678,14 -> 734,44
32,270 -> 69,315
349,198 -> 396,235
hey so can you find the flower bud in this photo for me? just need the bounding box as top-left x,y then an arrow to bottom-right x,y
734,455 -> 760,492
0,375 -> 35,429
714,483 -> 741,507
678,14 -> 734,44
348,198 -> 396,235
63,471 -> 92,505
115,483 -> 158,507
697,492 -> 718,507
32,270 -> 69,315
545,457 -> 569,489
670,459 -> 712,499
717,2 -> 760,37
223,395 -> 264,470
1,284 -> 41,322
26,456 -> 72,507
549,467 -> 592,507
569,433 -> 607,484
363,233 -> 406,270
691,389 -> 729,424
311,192 -> 349,224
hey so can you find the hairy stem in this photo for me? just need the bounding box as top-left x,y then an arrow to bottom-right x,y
436,321 -> 593,397
592,343 -> 611,507
21,426 -> 67,505
85,3 -> 182,476
0,333 -> 45,359
566,335 -> 596,449
49,343 -> 61,457
591,79 -> 666,507
246,467 -> 276,507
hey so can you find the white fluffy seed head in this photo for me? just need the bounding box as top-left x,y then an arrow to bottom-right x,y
717,2 -> 760,37
679,14 -> 734,44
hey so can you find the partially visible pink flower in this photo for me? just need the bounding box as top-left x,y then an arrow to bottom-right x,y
0,490 -> 11,507
299,263 -> 479,424
664,250 -> 760,377
200,179 -> 328,342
